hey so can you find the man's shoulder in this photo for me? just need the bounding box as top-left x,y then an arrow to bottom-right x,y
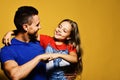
0,38 -> 18,51
0,45 -> 13,53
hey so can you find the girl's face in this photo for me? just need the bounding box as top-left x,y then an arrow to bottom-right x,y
54,21 -> 72,41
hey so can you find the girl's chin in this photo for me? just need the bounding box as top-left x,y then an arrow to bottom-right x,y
54,35 -> 62,39
54,36 -> 60,40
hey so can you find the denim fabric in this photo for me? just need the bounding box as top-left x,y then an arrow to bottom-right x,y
45,44 -> 70,80
48,70 -> 67,80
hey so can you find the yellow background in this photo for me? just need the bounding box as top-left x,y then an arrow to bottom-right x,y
0,0 -> 120,80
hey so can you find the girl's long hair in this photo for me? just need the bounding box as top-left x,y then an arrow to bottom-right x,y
59,19 -> 83,75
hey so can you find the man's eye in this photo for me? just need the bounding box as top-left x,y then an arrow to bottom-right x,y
36,23 -> 39,27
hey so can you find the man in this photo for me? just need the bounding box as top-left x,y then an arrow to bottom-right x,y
0,6 -> 51,80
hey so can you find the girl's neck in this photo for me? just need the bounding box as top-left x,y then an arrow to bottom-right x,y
55,41 -> 64,45
54,37 -> 64,45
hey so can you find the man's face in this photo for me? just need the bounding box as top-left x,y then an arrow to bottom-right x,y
27,15 -> 41,40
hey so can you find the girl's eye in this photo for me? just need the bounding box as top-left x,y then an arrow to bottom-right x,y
58,25 -> 62,28
63,29 -> 67,33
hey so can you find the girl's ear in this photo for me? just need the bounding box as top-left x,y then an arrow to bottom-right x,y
23,24 -> 28,31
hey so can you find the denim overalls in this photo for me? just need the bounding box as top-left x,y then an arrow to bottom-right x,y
46,44 -> 70,80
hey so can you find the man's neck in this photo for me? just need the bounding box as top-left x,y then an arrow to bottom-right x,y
15,33 -> 30,43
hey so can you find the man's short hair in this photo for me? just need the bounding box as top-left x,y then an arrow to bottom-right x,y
14,6 -> 38,32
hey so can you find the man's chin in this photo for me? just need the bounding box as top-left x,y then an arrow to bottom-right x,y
29,35 -> 37,41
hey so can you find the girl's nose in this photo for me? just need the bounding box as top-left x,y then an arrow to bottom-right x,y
58,28 -> 62,33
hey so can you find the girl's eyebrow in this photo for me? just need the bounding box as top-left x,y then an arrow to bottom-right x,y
60,24 -> 70,32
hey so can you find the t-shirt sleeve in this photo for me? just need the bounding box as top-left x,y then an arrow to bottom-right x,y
68,45 -> 76,53
40,34 -> 52,49
0,47 -> 16,63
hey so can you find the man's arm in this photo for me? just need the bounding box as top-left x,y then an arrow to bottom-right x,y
3,54 -> 50,80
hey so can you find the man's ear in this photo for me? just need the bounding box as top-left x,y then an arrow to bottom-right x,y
23,24 -> 28,31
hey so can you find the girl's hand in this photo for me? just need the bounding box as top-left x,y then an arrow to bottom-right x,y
49,54 -> 59,60
44,53 -> 59,61
2,31 -> 14,46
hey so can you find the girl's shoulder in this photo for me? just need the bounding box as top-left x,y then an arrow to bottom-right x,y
40,34 -> 53,40
67,44 -> 76,52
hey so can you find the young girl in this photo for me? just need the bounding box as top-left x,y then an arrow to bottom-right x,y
3,19 -> 83,80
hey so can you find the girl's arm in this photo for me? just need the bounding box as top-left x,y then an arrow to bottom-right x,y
2,30 -> 15,45
2,30 -> 40,45
50,52 -> 78,63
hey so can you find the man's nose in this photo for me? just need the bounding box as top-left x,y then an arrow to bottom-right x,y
38,25 -> 41,29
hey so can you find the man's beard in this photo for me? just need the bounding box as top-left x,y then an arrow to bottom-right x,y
28,32 -> 38,42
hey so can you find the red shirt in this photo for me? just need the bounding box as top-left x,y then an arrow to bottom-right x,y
40,34 -> 76,53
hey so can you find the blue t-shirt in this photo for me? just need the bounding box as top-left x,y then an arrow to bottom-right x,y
0,38 -> 46,80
